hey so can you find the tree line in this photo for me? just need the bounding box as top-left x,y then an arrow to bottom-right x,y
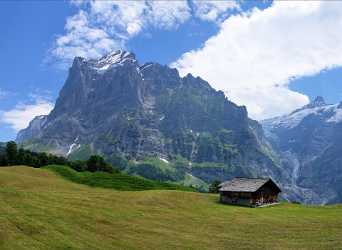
0,141 -> 118,173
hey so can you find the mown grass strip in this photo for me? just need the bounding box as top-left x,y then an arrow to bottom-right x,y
45,165 -> 194,191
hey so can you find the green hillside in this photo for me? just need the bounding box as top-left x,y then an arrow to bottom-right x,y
46,165 -> 194,191
0,166 -> 342,249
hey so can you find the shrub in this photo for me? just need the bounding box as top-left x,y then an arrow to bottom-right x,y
70,160 -> 87,172
209,180 -> 221,193
86,155 -> 117,173
6,141 -> 18,165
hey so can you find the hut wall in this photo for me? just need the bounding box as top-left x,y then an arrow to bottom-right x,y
220,192 -> 252,206
252,192 -> 278,204
254,184 -> 280,204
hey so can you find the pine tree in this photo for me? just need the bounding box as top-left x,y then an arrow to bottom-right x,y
6,141 -> 18,165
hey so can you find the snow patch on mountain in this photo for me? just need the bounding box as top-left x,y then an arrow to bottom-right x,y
140,63 -> 153,71
89,50 -> 137,72
67,137 -> 80,156
263,101 -> 342,130
159,157 -> 169,163
327,107 -> 342,123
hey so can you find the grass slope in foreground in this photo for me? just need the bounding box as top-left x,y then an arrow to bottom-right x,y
45,165 -> 193,191
0,166 -> 342,249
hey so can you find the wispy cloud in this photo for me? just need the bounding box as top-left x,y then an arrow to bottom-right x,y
0,96 -> 54,132
192,0 -> 240,22
173,1 -> 342,120
52,10 -> 122,67
51,0 -> 240,65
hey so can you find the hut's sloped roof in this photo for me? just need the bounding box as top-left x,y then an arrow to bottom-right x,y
219,177 -> 273,192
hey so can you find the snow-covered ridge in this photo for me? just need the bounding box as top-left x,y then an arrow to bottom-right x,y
327,107 -> 342,123
263,99 -> 342,130
140,63 -> 154,71
88,50 -> 137,72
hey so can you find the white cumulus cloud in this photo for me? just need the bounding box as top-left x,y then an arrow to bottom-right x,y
52,0 -> 193,64
52,10 -> 123,66
146,1 -> 191,29
172,1 -> 342,120
1,98 -> 54,132
52,0 -> 239,65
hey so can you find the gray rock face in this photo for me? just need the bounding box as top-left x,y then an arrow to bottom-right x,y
18,50 -> 281,191
262,96 -> 342,204
17,116 -> 47,143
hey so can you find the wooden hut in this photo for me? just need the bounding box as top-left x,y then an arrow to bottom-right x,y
219,177 -> 281,207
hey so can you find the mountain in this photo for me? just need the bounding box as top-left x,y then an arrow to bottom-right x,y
262,96 -> 342,204
17,50 -> 281,189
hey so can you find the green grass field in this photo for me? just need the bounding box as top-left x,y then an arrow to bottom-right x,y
0,166 -> 342,249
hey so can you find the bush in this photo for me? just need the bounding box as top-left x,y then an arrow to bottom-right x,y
70,160 -> 87,172
6,141 -> 18,165
209,180 -> 221,193
0,154 -> 8,166
86,155 -> 117,173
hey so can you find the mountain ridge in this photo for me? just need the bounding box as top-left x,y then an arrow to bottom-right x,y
262,96 -> 342,204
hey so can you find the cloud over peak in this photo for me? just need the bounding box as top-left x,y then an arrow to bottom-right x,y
173,1 -> 342,119
51,0 -> 240,65
0,97 -> 54,132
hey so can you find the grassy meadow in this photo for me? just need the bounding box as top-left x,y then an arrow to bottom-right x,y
0,166 -> 342,249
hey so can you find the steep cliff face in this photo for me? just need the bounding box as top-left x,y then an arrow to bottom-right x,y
18,50 -> 280,188
262,97 -> 342,204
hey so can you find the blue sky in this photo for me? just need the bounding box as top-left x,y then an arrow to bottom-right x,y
1,0 -> 342,141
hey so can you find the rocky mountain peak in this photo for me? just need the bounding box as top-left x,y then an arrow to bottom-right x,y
310,96 -> 326,107
300,96 -> 327,110
88,50 -> 137,71
337,101 -> 342,109
71,50 -> 138,73
288,96 -> 327,115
